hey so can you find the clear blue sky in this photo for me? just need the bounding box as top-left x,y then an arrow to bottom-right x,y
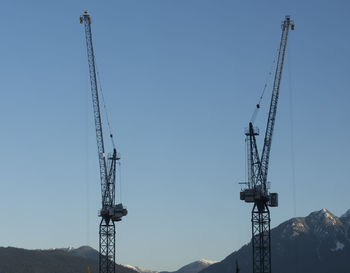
0,0 -> 349,271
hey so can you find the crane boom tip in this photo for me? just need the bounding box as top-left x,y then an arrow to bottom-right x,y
80,10 -> 92,24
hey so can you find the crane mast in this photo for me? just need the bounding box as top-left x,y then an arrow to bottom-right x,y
240,16 -> 294,273
80,10 -> 127,273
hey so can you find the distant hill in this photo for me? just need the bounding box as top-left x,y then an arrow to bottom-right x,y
122,259 -> 216,273
0,247 -> 137,273
159,259 -> 217,273
123,264 -> 158,273
66,245 -> 100,261
199,208 -> 350,273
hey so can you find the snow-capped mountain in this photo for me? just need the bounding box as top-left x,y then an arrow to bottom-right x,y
69,245 -> 100,260
199,208 -> 350,273
281,208 -> 345,241
55,245 -> 100,261
123,259 -> 217,273
123,264 -> 158,273
165,259 -> 217,273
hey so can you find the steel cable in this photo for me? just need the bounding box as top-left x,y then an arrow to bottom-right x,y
250,47 -> 279,124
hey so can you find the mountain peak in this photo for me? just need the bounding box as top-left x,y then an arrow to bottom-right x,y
174,259 -> 217,273
341,209 -> 350,219
123,265 -> 157,273
316,208 -> 332,217
123,259 -> 217,273
307,208 -> 339,225
198,259 -> 217,265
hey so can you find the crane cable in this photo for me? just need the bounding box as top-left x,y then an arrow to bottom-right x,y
84,78 -> 91,246
96,65 -> 116,150
95,58 -> 123,203
118,161 -> 123,203
250,47 -> 279,124
286,39 -> 299,273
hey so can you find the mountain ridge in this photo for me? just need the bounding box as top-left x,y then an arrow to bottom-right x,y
0,246 -> 137,273
159,259 -> 217,273
0,208 -> 349,273
199,208 -> 350,273
122,259 -> 217,273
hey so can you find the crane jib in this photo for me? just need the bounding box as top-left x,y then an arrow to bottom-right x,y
260,17 -> 293,184
81,14 -> 117,209
81,15 -> 109,204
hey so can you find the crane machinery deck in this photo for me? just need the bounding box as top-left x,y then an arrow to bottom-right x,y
239,16 -> 294,273
80,10 -> 127,273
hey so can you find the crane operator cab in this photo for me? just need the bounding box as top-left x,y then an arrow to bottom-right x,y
99,203 -> 128,222
240,188 -> 278,207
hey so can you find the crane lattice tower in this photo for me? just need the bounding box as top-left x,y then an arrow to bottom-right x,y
240,16 -> 294,273
80,10 -> 128,273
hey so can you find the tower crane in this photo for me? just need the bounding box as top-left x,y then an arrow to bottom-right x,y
240,16 -> 294,273
80,10 -> 127,273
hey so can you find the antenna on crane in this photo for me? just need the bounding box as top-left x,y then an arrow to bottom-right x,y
80,10 -> 127,273
240,16 -> 294,273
